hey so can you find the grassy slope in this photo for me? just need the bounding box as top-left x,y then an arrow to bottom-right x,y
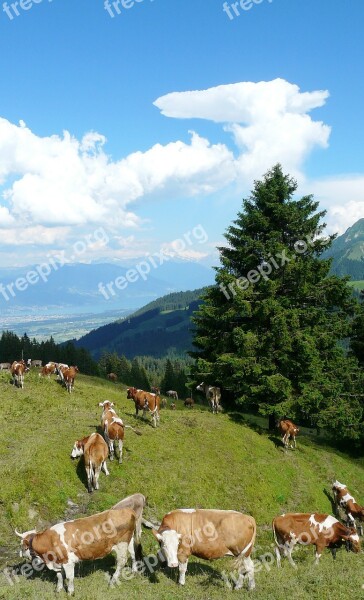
0,371 -> 363,599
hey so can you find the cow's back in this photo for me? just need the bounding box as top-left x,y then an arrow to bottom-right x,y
85,433 -> 108,464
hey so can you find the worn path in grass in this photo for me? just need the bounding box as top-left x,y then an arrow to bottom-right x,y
0,370 -> 363,599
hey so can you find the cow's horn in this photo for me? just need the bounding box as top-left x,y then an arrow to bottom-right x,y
15,529 -> 24,538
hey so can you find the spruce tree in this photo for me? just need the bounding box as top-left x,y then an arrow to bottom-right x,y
192,165 -> 362,441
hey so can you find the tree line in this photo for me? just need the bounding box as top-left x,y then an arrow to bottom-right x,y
190,165 -> 364,447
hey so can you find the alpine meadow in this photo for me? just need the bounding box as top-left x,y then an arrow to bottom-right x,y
1,2 -> 364,599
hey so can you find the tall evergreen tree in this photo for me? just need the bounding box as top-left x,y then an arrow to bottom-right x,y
130,358 -> 150,390
192,165 -> 362,441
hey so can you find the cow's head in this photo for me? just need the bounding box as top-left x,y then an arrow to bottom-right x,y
70,440 -> 84,459
15,529 -> 37,560
99,400 -> 114,409
127,388 -> 136,399
196,382 -> 204,392
342,529 -> 361,553
332,480 -> 347,492
152,528 -> 181,568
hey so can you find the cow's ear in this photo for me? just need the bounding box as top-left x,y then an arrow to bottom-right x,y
111,402 -> 115,407
98,402 -> 104,407
152,529 -> 162,541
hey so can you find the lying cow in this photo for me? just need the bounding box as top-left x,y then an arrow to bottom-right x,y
152,509 -> 256,590
16,508 -> 136,595
184,397 -> 194,408
196,382 -> 221,413
332,480 -> 364,534
71,433 -> 109,493
272,512 -> 360,567
127,387 -> 160,428
277,419 -> 299,449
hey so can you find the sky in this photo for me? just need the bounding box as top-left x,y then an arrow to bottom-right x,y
0,0 -> 363,269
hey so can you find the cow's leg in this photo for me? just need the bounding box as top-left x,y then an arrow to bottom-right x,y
285,545 -> 297,569
85,464 -> 93,493
102,460 -> 110,476
118,439 -> 123,464
63,562 -> 75,596
156,409 -> 160,426
108,439 -> 114,461
275,545 -> 282,567
314,550 -> 322,565
235,556 -> 255,591
128,537 -> 137,572
56,570 -> 64,593
330,547 -> 337,560
94,465 -> 101,490
110,541 -> 129,585
178,560 -> 188,585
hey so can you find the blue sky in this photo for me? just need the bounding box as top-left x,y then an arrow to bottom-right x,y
0,0 -> 363,268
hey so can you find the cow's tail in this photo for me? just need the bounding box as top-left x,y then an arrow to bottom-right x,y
233,517 -> 257,570
104,421 -> 110,442
88,460 -> 95,491
124,424 -> 142,436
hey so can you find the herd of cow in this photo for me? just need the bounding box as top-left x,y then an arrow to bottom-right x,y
5,366 -> 364,594
0,359 -> 80,393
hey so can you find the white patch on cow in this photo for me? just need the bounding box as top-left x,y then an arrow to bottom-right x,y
50,523 -> 79,564
240,539 -> 253,556
333,480 -> 346,489
179,509 -> 196,513
90,432 -> 96,438
111,417 -> 124,426
309,514 -> 338,532
159,530 -> 181,568
341,493 -> 355,503
350,533 -> 360,542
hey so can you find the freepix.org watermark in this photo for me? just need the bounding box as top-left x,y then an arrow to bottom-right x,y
98,224 -> 208,301
0,228 -> 109,303
219,234 -> 330,300
104,0 -> 154,19
2,0 -> 54,21
223,0 -> 273,21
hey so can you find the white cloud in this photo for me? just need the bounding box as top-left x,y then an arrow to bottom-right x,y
309,176 -> 364,234
155,79 -> 330,181
0,79 -> 335,254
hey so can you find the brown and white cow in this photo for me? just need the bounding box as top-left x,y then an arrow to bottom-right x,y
112,493 -> 148,566
56,363 -> 69,383
152,509 -> 256,590
332,480 -> 364,534
63,366 -> 79,393
196,382 -> 221,414
16,508 -> 136,595
71,433 -> 109,493
99,401 -> 141,463
107,372 -> 118,383
40,362 -> 57,378
184,397 -> 194,408
10,360 -> 26,388
127,387 -> 160,428
272,512 -> 360,567
277,419 -> 299,449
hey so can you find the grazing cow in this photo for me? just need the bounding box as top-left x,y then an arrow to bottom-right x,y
63,366 -> 79,393
184,397 -> 194,408
170,403 -> 176,410
0,362 -> 11,370
70,433 -> 109,493
196,382 -> 221,414
127,387 -> 160,428
16,508 -> 136,595
99,401 -> 141,463
332,480 -> 364,534
56,363 -> 69,383
272,512 -> 360,567
107,372 -> 118,383
30,359 -> 42,368
40,362 -> 57,378
10,360 -> 26,388
277,419 -> 299,449
153,509 -> 256,589
166,390 -> 178,400
112,493 -> 148,566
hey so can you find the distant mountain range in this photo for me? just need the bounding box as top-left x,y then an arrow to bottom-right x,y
75,289 -> 205,359
0,260 -> 215,314
324,218 -> 364,282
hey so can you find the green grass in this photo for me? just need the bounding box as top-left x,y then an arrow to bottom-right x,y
0,370 -> 363,599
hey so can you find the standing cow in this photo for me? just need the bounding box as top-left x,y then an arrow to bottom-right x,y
166,390 -> 178,400
272,512 -> 360,567
70,433 -> 109,493
332,480 -> 364,534
107,372 -> 118,383
127,387 -> 160,428
196,382 -> 221,414
16,508 -> 136,595
99,401 -> 141,462
152,509 -> 256,590
10,360 -> 26,388
277,419 -> 299,449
